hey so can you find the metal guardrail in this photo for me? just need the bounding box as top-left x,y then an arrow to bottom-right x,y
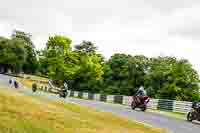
39,86 -> 192,114
69,90 -> 192,114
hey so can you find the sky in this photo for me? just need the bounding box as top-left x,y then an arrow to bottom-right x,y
0,0 -> 200,73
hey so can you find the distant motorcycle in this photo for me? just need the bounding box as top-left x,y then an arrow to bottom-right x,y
14,81 -> 19,89
58,89 -> 68,98
187,102 -> 200,122
131,96 -> 150,111
32,83 -> 37,92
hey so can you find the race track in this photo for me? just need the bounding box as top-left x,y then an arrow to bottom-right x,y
0,74 -> 200,133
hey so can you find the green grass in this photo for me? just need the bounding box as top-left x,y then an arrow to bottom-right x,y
0,88 -> 167,133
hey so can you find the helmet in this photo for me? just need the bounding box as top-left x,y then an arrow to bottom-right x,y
138,86 -> 144,91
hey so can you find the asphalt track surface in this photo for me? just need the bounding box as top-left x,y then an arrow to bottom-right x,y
0,74 -> 200,133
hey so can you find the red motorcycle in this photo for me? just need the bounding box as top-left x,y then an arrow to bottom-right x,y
131,96 -> 150,111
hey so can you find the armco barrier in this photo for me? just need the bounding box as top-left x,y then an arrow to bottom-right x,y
94,94 -> 100,101
148,99 -> 159,110
74,91 -> 79,97
70,91 -> 74,97
38,80 -> 193,113
88,93 -> 94,100
122,96 -> 132,106
83,92 -> 89,99
42,88 -> 192,114
78,91 -> 83,98
107,95 -> 114,103
100,94 -> 107,102
158,99 -> 174,111
114,95 -> 123,104
173,100 -> 192,113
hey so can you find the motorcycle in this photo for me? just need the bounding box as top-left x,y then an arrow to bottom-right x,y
9,79 -> 12,84
32,83 -> 37,92
58,89 -> 68,98
131,96 -> 150,111
187,102 -> 200,122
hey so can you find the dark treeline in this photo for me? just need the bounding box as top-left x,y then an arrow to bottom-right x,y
0,31 -> 199,101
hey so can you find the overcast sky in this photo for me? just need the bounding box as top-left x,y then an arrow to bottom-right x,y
0,0 -> 200,73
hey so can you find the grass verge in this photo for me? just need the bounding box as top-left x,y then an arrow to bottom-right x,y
16,77 -> 186,121
0,88 -> 167,133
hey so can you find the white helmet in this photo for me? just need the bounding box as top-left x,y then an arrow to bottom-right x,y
139,86 -> 144,91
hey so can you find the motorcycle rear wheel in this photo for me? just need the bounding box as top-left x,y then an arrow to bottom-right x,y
141,105 -> 147,112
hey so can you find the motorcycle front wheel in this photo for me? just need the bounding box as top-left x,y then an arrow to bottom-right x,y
187,112 -> 194,122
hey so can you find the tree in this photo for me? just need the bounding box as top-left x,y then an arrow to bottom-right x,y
43,35 -> 72,81
40,37 -> 200,101
1,30 -> 199,101
102,54 -> 131,95
47,35 -> 71,53
41,37 -> 104,91
12,30 -> 38,74
12,30 -> 33,46
0,37 -> 27,73
101,54 -> 150,95
145,57 -> 200,101
69,42 -> 104,92
128,55 -> 149,95
31,33 -> 200,100
74,41 -> 97,54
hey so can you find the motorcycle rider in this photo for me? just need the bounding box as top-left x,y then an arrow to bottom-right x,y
135,86 -> 146,97
134,85 -> 147,104
32,82 -> 37,92
9,79 -> 12,84
14,80 -> 19,89
59,82 -> 68,98
131,85 -> 149,111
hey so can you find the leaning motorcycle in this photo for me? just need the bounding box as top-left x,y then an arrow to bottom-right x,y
131,96 -> 150,111
58,89 -> 68,98
187,102 -> 200,122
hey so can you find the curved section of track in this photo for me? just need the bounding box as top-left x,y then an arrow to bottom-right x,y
0,74 -> 200,133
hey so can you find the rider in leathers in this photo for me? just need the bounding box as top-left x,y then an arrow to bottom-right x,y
135,86 -> 146,97
135,86 -> 147,103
